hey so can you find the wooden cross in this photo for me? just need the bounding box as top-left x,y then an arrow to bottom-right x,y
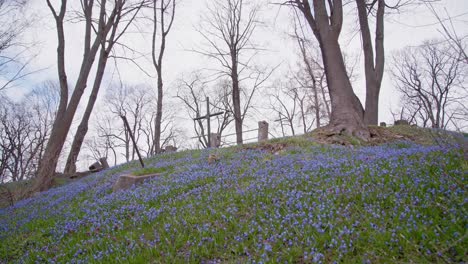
193,97 -> 224,147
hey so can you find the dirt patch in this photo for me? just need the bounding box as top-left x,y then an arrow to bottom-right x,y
309,125 -> 441,146
367,126 -> 410,145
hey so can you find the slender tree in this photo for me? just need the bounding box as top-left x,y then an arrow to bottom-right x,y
0,0 -> 36,91
269,82 -> 299,136
391,40 -> 467,130
291,19 -> 331,128
176,72 -> 234,148
33,0 -> 137,192
0,82 -> 58,183
425,2 -> 468,64
196,0 -> 270,145
356,0 -> 385,125
64,0 -> 144,174
150,0 -> 176,155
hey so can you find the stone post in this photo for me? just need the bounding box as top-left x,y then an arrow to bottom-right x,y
395,120 -> 409,126
379,122 -> 386,127
99,157 -> 109,169
209,133 -> 221,148
165,145 -> 178,153
258,121 -> 269,142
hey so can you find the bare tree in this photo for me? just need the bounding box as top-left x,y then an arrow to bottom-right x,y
391,40 -> 467,130
0,82 -> 58,182
291,23 -> 333,130
0,0 -> 36,91
355,0 -> 385,125
150,0 -> 177,155
176,72 -> 234,148
141,99 -> 182,156
92,114 -> 121,166
425,2 -> 468,64
269,81 -> 299,136
287,0 -> 420,134
288,0 -> 370,139
63,0 -> 145,174
101,83 -> 181,162
33,0 -> 145,192
106,84 -> 151,162
196,0 -> 273,145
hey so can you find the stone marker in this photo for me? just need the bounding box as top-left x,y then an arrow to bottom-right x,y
165,145 -> 178,152
89,161 -> 102,172
258,121 -> 269,142
379,122 -> 386,127
210,133 -> 221,148
395,120 -> 409,126
99,157 -> 109,169
113,173 -> 161,192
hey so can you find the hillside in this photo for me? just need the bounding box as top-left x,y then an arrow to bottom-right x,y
0,127 -> 466,263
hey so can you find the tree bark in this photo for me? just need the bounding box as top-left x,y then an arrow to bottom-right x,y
321,37 -> 368,138
153,69 -> 163,154
33,0 -> 116,192
64,46 -> 110,174
356,0 -> 385,125
231,56 -> 243,145
297,0 -> 369,139
151,0 -> 175,154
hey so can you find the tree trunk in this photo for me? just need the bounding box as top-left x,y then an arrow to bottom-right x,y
312,80 -> 321,128
151,0 -> 176,154
319,74 -> 330,118
356,0 -> 385,125
320,37 -> 368,138
33,119 -> 70,191
33,1 -> 105,192
363,78 -> 380,125
154,69 -> 163,154
297,0 -> 369,139
64,48 -> 109,174
32,1 -> 122,192
231,55 -> 243,145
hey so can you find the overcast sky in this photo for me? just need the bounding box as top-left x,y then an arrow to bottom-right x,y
3,0 -> 468,165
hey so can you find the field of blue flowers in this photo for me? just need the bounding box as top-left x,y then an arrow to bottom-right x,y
0,138 -> 466,263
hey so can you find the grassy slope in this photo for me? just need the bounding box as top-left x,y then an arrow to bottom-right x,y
0,127 -> 466,263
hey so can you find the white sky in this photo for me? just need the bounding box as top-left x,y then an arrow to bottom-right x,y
4,0 -> 468,167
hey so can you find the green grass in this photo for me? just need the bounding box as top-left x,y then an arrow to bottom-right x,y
132,165 -> 174,176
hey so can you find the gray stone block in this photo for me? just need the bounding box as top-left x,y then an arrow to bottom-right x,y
112,173 -> 161,192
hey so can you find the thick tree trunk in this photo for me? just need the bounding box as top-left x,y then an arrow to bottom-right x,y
297,0 -> 369,139
320,37 -> 369,139
364,78 -> 381,125
33,117 -> 71,191
33,1 -> 106,192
